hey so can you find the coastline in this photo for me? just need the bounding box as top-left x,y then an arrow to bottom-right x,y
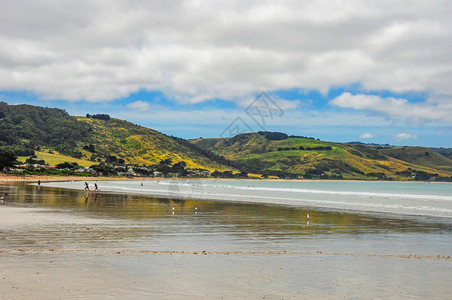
36,177 -> 452,219
0,173 -> 430,184
0,174 -> 136,184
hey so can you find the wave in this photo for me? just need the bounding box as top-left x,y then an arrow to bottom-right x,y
151,181 -> 452,201
196,184 -> 452,202
44,181 -> 452,218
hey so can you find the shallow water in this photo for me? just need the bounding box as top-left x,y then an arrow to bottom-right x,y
45,179 -> 452,218
1,182 -> 452,299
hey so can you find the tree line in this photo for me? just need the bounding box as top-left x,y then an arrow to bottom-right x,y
86,114 -> 111,121
276,146 -> 332,151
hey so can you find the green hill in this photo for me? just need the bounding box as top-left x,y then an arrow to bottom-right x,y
382,147 -> 452,173
191,132 -> 452,180
2,101 -> 451,180
0,102 -> 231,171
76,117 -> 230,170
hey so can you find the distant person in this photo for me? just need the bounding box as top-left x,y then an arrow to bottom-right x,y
84,182 -> 90,191
94,183 -> 99,191
37,180 -> 41,192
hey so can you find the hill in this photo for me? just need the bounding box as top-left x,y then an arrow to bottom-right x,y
191,132 -> 452,180
2,102 -> 451,180
430,147 -> 452,160
76,117 -> 230,170
381,147 -> 452,173
0,102 -> 231,171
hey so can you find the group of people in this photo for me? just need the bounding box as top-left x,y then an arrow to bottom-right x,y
84,182 -> 99,191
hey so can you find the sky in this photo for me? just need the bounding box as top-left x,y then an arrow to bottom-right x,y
1,0 -> 451,147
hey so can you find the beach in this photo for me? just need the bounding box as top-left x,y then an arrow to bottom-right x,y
1,181 -> 452,299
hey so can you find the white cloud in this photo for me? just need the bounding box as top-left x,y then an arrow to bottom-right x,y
271,97 -> 300,111
126,100 -> 151,112
359,133 -> 375,139
330,92 -> 452,124
0,0 -> 451,106
236,95 -> 300,111
394,133 -> 418,140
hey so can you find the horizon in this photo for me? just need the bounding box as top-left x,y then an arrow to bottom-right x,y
1,1 -> 451,147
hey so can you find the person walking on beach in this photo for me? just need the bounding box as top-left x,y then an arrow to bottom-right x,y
94,183 -> 99,191
84,182 -> 90,191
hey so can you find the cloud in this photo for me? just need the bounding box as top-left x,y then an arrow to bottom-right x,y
0,1 -> 451,105
359,133 -> 375,139
236,95 -> 300,112
271,97 -> 300,111
126,100 -> 151,112
394,133 -> 418,140
330,92 -> 452,123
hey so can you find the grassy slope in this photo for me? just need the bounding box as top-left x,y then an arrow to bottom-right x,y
18,151 -> 94,167
77,117 -> 230,171
18,118 -> 232,171
382,147 -> 452,173
191,134 -> 452,178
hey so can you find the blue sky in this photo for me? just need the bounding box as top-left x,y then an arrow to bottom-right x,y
2,86 -> 450,147
1,1 -> 451,147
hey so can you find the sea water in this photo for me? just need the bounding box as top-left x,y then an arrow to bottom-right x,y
45,179 -> 452,218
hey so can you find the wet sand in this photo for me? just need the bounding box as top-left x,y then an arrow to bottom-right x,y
2,251 -> 452,299
1,183 -> 452,299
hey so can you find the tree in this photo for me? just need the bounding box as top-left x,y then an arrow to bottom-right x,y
106,155 -> 117,163
0,150 -> 17,170
172,161 -> 187,173
237,171 -> 248,178
83,144 -> 95,153
159,158 -> 172,166
91,114 -> 110,121
257,131 -> 288,140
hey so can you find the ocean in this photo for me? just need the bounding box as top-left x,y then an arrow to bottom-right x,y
46,179 -> 452,218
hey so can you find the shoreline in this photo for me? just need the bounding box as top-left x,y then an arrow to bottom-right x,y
32,177 -> 452,219
0,173 -> 439,184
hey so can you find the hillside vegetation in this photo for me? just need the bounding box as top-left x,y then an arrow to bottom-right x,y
77,117 -> 230,170
382,147 -> 452,173
0,102 -> 231,171
191,132 -> 452,180
2,102 -> 452,180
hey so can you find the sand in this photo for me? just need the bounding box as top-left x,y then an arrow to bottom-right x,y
1,183 -> 452,299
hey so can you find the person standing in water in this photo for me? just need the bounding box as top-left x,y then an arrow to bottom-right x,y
37,180 -> 41,192
84,182 -> 90,191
